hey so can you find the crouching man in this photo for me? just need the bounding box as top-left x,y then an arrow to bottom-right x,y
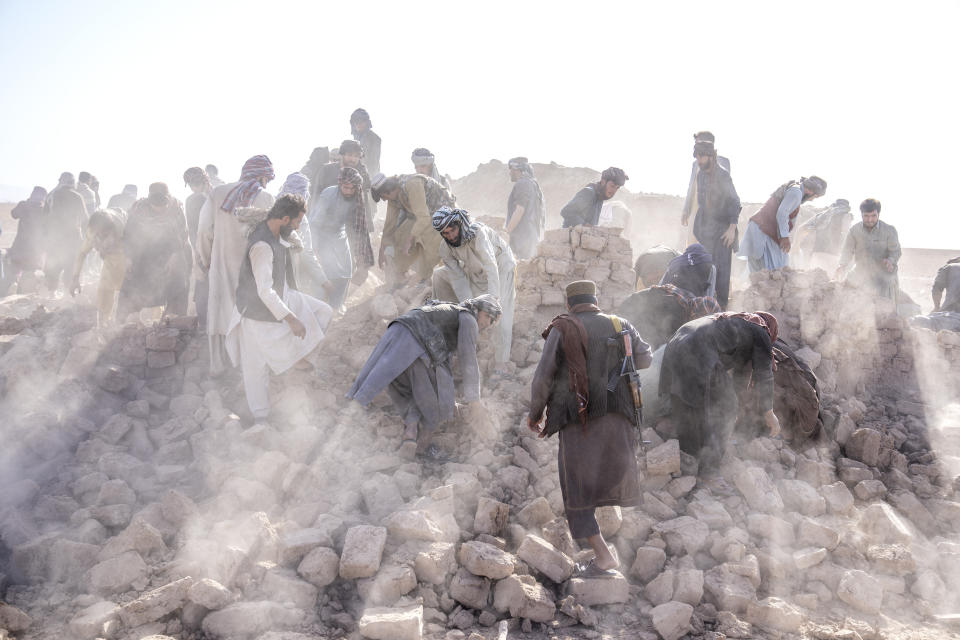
226,194 -> 334,421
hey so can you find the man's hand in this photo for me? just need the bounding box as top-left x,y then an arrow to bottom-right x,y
721,223 -> 737,248
285,313 -> 306,339
764,409 -> 781,438
527,414 -> 546,438
321,280 -> 336,297
883,258 -> 895,273
779,237 -> 792,253
70,281 -> 81,297
681,212 -> 690,227
377,245 -> 387,270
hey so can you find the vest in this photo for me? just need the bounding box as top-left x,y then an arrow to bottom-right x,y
544,311 -> 638,436
389,303 -> 469,366
401,174 -> 456,213
236,221 -> 298,322
749,180 -> 801,242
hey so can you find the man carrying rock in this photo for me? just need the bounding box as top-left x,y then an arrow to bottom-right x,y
226,194 -> 334,422
560,167 -> 628,229
933,257 -> 960,313
71,207 -> 127,327
835,198 -> 902,300
505,156 -> 545,260
527,280 -> 652,575
431,207 -> 517,370
347,295 -> 502,460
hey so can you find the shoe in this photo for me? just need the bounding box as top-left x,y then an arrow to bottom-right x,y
573,559 -> 620,579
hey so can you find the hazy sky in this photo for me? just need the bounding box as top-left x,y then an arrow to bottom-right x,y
1,0 -> 957,248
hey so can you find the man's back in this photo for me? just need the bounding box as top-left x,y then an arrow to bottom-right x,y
935,263 -> 960,313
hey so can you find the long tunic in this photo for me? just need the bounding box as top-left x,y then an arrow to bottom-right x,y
506,176 -> 545,259
8,200 -> 45,270
738,184 -> 803,271
528,327 -> 643,512
355,129 -> 382,175
934,263 -> 960,313
838,220 -> 901,299
691,166 -> 740,308
381,175 -> 450,280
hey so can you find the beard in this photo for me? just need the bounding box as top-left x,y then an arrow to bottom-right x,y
280,223 -> 297,239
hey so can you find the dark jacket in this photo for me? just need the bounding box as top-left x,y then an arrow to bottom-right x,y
560,184 -> 603,228
390,303 -> 471,366
236,221 -> 297,322
693,165 -> 740,244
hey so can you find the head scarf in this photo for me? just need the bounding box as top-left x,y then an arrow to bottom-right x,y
221,155 -> 275,214
58,172 -> 76,187
28,186 -> 47,204
183,166 -> 210,188
693,140 -> 716,158
803,176 -> 827,197
718,312 -> 779,345
411,148 -> 435,166
350,108 -> 371,136
432,206 -> 480,246
667,243 -> 713,272
278,172 -> 311,202
339,139 -> 363,156
338,167 -> 363,189
462,294 -> 502,321
508,156 -> 534,177
122,184 -> 137,197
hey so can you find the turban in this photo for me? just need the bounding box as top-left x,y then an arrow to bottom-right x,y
411,148 -> 435,165
338,167 -> 363,188
667,243 -> 713,273
148,182 -> 171,207
600,167 -> 628,186
432,206 -> 479,246
350,108 -> 371,125
803,176 -> 827,197
28,186 -> 47,204
693,140 -> 716,158
58,172 -> 76,187
693,131 -> 716,143
719,311 -> 780,360
339,139 -> 363,156
183,166 -> 209,187
122,184 -> 138,197
221,155 -> 275,214
508,156 -> 534,177
279,172 -> 311,201
462,294 -> 502,321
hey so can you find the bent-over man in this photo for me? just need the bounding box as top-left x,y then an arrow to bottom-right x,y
431,207 -> 517,368
739,176 -> 827,272
560,167 -> 628,229
527,280 -> 652,575
71,207 -> 127,326
933,257 -> 960,313
226,195 -> 333,421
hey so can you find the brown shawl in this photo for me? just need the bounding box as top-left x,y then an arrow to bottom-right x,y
542,303 -> 599,426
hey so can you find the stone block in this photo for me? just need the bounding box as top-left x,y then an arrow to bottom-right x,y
860,503 -> 912,543
837,569 -> 884,613
449,568 -> 490,610
797,517 -> 840,550
845,428 -> 882,467
201,601 -> 306,639
646,439 -> 682,476
473,497 -> 510,536
777,479 -> 826,516
297,546 -> 339,587
358,605 -> 423,640
147,350 -> 176,369
793,547 -> 827,569
596,505 -> 622,537
68,601 -> 118,639
652,516 -> 709,554
865,544 -> 916,574
261,570 -> 318,610
0,604 -> 31,632
704,565 -> 756,613
745,597 -> 802,632
339,525 -> 387,579
651,601 -> 693,640
278,527 -> 334,567
87,550 -> 147,594
821,481 -> 855,514
566,572 -> 630,605
517,534 -> 574,583
188,578 -> 233,610
413,542 -> 456,585
458,541 -> 515,579
492,574 -> 556,622
733,466 -> 784,513
630,546 -> 667,583
118,577 -> 193,628
517,496 -> 554,529
383,510 -> 444,542
854,479 -> 887,500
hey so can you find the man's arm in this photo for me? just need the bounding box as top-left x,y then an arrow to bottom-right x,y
506,181 -> 532,233
750,328 -> 775,412
837,228 -> 855,273
776,187 -> 803,239
528,329 -> 561,423
406,179 -> 432,243
475,230 -> 501,298
627,322 -> 653,370
886,225 -> 902,265
70,236 -> 95,293
456,312 -> 481,402
250,242 -> 293,321
439,244 -> 474,301
196,194 -> 215,272
560,188 -> 591,228
297,220 -> 329,286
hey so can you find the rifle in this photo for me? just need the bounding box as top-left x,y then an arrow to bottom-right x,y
607,327 -> 643,429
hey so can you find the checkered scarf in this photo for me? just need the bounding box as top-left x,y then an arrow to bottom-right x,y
221,155 -> 275,214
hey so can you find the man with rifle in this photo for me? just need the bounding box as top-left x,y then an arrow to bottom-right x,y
527,280 -> 652,577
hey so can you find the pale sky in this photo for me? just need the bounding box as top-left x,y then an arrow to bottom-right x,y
1,0 -> 957,248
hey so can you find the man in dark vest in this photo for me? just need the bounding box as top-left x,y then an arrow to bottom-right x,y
560,167 -> 628,229
739,176 -> 827,272
527,280 -> 652,576
226,194 -> 334,422
348,295 -> 502,460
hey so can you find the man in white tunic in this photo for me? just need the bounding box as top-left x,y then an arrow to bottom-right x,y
197,155 -> 276,375
431,207 -> 516,368
226,194 -> 333,421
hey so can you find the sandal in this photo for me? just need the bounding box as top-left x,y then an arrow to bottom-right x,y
573,559 -> 620,579
397,438 -> 417,461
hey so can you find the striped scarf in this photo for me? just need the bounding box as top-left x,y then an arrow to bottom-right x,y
221,155 -> 275,214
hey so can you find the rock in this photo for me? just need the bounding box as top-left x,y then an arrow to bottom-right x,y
449,568 -> 490,610
837,569 -> 884,613
278,527 -> 333,567
733,466 -> 784,513
566,572 -> 630,605
704,565 -> 756,613
458,541 -> 515,579
383,510 -> 444,542
673,569 -> 704,606
911,570 -> 947,601
517,497 -> 554,529
746,513 -> 795,544
188,578 -> 233,610
854,479 -> 887,500
795,346 -> 822,369
340,525 -> 387,579
87,550 -> 148,594
202,601 -> 306,639
118,577 -> 193,628
517,535 -> 574,583
68,601 -> 118,639
650,601 -> 693,640
797,517 -> 840,550
865,544 -> 916,574
90,503 -> 132,528
362,564 -> 417,605
687,495 -> 734,529
845,428 -> 882,467
860,503 -> 912,543
0,604 -> 31,632
777,479 -> 826,516
745,597 -> 802,632
493,574 -> 556,622
358,605 -> 423,640
793,547 -> 828,569
160,489 -> 200,526
888,491 -> 936,534
652,517 -> 709,554
98,518 -> 168,560
631,546 -> 667,583
297,546 -> 339,587
644,570 -> 676,606
596,505 -> 623,537
414,542 -> 457,585
261,569 -> 319,609
646,440 -> 682,476
473,497 -> 510,536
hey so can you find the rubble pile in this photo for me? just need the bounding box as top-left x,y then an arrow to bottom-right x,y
0,233 -> 958,640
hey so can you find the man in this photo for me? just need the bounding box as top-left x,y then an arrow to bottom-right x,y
505,157 -> 545,259
71,207 -> 127,326
311,140 -> 375,263
7,187 -> 48,291
197,155 -> 276,374
560,167 -> 628,228
431,207 -> 517,368
206,164 -> 225,187
226,194 -> 334,422
682,139 -> 740,309
184,167 -> 213,326
836,198 -> 901,299
348,295 -> 501,459
633,244 -> 680,290
107,184 -> 138,212
739,176 -> 827,272
373,172 -> 456,286
351,108 -> 381,175
796,198 -> 853,271
527,280 -> 652,575
277,172 -> 332,301
300,146 -> 330,198
682,131 -> 731,230
77,171 -> 99,214
117,183 -> 192,318
933,257 -> 960,314
43,171 -> 88,293
411,148 -> 451,191
310,167 -> 372,310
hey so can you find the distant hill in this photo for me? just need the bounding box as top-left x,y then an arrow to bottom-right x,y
0,184 -> 29,203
